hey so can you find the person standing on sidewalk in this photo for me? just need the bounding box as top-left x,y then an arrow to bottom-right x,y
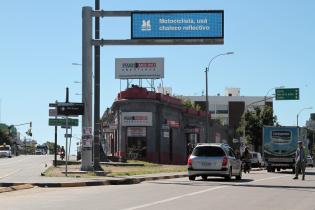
293,141 -> 307,180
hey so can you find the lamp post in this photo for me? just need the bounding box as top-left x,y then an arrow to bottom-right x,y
297,107 -> 313,127
205,52 -> 234,143
264,86 -> 285,105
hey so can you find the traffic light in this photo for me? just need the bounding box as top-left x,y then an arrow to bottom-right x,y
26,129 -> 32,137
26,122 -> 32,136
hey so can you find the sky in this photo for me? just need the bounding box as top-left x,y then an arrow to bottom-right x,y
0,0 -> 314,153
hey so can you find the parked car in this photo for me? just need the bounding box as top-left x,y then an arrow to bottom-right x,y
306,155 -> 313,167
250,152 -> 264,168
187,143 -> 242,181
0,145 -> 12,158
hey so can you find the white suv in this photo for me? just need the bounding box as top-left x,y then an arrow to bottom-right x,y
0,145 -> 12,158
188,143 -> 242,181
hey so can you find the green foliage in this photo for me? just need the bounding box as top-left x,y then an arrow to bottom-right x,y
237,105 -> 277,151
43,141 -> 60,154
0,123 -> 11,145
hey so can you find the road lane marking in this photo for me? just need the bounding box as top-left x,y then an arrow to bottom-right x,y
120,174 -> 291,210
0,169 -> 22,179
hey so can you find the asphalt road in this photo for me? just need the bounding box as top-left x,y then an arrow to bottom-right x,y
1,168 -> 315,210
0,155 -> 52,183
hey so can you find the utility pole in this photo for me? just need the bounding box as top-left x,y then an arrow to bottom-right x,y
81,6 -> 93,171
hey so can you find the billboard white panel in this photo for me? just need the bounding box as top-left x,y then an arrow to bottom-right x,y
121,112 -> 152,126
115,58 -> 164,79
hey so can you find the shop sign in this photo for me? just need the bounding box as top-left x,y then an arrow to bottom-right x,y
163,131 -> 170,138
115,58 -> 164,79
165,119 -> 180,128
122,112 -> 152,126
127,127 -> 146,137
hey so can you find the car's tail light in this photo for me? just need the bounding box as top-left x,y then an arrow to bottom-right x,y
187,156 -> 192,167
222,156 -> 228,167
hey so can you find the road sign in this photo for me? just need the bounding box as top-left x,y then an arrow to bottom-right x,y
49,108 -> 57,117
57,103 -> 84,116
49,118 -> 79,127
275,88 -> 299,100
49,103 -> 57,107
131,11 -> 223,39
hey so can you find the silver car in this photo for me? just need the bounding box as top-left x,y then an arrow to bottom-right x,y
188,143 -> 242,181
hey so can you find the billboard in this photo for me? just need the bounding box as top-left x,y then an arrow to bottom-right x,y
115,58 -> 164,79
121,112 -> 153,126
131,11 -> 223,39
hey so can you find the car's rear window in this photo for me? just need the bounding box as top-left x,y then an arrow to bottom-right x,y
192,146 -> 225,157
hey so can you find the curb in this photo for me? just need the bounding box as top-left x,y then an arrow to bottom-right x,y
0,184 -> 34,194
0,174 -> 188,189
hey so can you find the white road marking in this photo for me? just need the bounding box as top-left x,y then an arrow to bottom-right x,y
120,174 -> 291,210
0,169 -> 22,179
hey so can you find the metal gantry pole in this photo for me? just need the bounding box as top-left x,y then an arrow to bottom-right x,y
205,67 -> 209,143
94,0 -> 101,170
81,6 -> 93,171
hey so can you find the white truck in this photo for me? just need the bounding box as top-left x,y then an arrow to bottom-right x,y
0,144 -> 12,158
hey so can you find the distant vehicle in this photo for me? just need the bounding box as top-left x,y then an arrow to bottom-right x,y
35,145 -> 48,155
187,143 -> 242,181
306,155 -> 313,167
250,152 -> 264,168
0,145 -> 12,158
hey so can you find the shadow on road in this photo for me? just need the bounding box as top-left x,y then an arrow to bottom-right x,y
147,178 -> 253,187
231,183 -> 315,193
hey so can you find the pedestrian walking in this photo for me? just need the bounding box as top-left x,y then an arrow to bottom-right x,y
293,141 -> 307,180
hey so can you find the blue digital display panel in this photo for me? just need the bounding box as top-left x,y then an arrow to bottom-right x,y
132,11 -> 223,39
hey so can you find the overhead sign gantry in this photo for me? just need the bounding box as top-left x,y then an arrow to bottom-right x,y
81,7 -> 224,171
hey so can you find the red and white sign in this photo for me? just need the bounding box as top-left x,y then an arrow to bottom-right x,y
115,58 -> 164,79
122,112 -> 152,126
165,119 -> 180,128
127,127 -> 146,137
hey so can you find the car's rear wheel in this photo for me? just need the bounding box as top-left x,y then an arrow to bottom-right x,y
189,176 -> 196,181
225,168 -> 232,181
202,175 -> 207,181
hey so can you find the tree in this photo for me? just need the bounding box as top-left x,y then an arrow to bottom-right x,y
43,141 -> 60,154
0,124 -> 11,145
237,105 -> 277,152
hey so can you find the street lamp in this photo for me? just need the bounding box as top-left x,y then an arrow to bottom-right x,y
264,86 -> 285,104
297,107 -> 313,127
205,52 -> 234,143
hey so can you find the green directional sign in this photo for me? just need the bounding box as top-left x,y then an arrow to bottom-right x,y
48,118 -> 79,127
275,88 -> 299,100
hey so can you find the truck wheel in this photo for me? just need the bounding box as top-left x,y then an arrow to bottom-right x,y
189,176 -> 196,181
